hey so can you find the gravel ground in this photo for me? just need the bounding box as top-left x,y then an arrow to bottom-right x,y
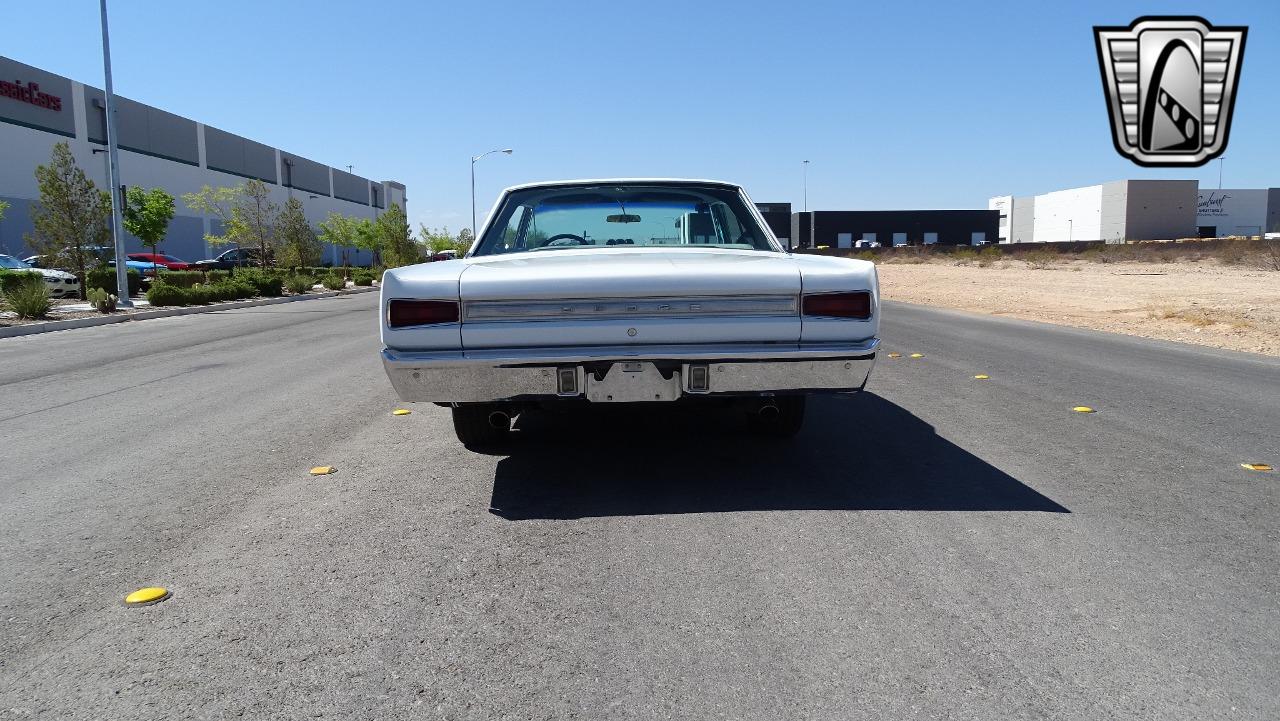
878,259 -> 1280,356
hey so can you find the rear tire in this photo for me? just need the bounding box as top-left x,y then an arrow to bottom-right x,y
451,404 -> 510,448
749,395 -> 806,438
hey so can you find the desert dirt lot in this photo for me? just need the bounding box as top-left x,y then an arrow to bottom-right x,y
879,259 -> 1280,356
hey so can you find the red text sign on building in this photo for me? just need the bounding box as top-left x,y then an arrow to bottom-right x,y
0,80 -> 62,111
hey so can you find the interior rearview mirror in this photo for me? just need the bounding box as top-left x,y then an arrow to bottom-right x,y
606,214 -> 641,223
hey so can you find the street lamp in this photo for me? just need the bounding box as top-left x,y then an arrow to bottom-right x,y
1218,156 -> 1226,190
802,160 -> 810,213
99,0 -> 132,307
471,148 -> 513,241
1068,219 -> 1073,241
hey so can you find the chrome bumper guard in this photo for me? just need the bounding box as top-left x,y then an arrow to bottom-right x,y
382,340 -> 878,403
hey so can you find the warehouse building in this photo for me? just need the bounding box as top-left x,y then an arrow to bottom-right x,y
754,202 -> 792,247
0,55 -> 405,265
1195,188 -> 1280,238
789,209 -> 999,249
990,180 -> 1280,243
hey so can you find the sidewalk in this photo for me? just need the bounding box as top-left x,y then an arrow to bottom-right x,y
1,285 -> 378,339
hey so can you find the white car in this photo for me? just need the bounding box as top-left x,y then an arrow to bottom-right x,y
380,179 -> 880,446
0,254 -> 81,298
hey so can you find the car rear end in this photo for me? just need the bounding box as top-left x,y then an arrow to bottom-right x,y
381,254 -> 878,404
378,179 -> 879,445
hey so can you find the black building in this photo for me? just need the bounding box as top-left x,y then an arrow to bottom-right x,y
790,210 -> 1000,248
754,202 -> 793,246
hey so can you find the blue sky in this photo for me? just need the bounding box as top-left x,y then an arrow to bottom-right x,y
7,1 -> 1277,231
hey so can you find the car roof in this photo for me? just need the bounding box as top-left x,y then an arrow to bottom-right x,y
501,178 -> 743,193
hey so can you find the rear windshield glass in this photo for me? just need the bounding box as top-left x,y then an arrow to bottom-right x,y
471,184 -> 777,256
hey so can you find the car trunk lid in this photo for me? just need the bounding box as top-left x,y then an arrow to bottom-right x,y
458,248 -> 801,348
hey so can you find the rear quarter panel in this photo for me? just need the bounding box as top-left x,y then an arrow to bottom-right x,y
794,255 -> 880,343
380,262 -> 465,350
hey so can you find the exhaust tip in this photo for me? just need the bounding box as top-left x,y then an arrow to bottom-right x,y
488,411 -> 511,430
757,403 -> 780,421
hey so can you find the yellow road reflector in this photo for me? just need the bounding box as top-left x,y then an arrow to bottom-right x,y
392,409 -> 411,416
887,352 -> 901,358
1072,406 -> 1096,413
124,587 -> 171,606
1241,463 -> 1273,472
309,466 -> 336,475
910,353 -> 924,358
974,374 -> 990,380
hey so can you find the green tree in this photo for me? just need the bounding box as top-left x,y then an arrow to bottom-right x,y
182,180 -> 277,267
276,197 -> 323,268
456,227 -> 475,252
122,186 -> 175,278
351,217 -> 381,267
25,142 -> 111,299
419,224 -> 457,255
318,212 -> 360,269
377,204 -> 419,267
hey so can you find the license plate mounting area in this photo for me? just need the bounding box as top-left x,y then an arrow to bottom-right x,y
585,362 -> 681,402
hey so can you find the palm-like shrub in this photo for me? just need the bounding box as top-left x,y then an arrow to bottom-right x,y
4,279 -> 52,319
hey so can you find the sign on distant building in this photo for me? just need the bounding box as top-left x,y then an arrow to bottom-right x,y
1196,189 -> 1267,238
0,80 -> 62,111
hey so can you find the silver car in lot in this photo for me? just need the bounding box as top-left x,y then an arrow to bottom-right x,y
380,179 -> 880,446
0,254 -> 81,298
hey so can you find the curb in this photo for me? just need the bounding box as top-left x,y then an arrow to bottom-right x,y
0,286 -> 378,340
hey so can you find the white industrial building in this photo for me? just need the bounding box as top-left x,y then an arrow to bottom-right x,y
991,181 -> 1196,243
1195,188 -> 1279,238
0,54 -> 405,265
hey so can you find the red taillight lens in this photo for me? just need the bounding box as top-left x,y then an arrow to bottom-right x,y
802,291 -> 872,319
387,299 -> 459,327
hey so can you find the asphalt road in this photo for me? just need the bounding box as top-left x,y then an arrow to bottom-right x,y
1,293 -> 1277,720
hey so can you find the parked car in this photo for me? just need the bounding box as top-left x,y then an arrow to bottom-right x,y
191,247 -> 273,271
107,258 -> 162,281
127,252 -> 192,270
0,254 -> 82,298
380,179 -> 880,447
853,239 -> 881,249
428,249 -> 459,262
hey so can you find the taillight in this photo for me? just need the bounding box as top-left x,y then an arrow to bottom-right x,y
802,291 -> 872,319
387,299 -> 459,327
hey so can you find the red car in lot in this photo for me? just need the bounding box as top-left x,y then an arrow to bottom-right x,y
127,252 -> 192,270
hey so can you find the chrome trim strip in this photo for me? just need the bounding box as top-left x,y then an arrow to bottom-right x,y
462,295 -> 798,322
384,339 -> 878,366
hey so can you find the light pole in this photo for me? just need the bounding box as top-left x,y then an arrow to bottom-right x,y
1218,157 -> 1225,190
471,148 -> 512,241
802,160 -> 810,213
99,0 -> 132,306
1068,219 -> 1073,241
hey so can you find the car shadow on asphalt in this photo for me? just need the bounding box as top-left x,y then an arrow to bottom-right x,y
486,392 -> 1069,520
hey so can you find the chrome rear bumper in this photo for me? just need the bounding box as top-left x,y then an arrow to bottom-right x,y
382,340 -> 878,403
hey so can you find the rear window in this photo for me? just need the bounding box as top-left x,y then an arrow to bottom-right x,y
472,183 -> 777,256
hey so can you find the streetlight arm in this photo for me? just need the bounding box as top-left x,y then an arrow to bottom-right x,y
472,148 -> 514,163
